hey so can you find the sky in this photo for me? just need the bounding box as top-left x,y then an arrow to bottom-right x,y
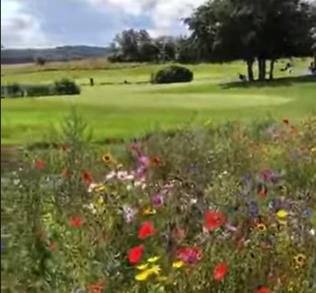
1,0 -> 206,48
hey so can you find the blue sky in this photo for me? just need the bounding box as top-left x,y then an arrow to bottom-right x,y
1,0 -> 205,48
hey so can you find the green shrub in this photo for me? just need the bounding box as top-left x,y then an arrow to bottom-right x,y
54,79 -> 81,95
24,84 -> 55,97
151,65 -> 193,84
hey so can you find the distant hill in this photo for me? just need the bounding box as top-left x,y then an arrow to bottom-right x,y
1,46 -> 111,64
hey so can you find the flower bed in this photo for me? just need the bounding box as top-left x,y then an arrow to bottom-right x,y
1,117 -> 316,292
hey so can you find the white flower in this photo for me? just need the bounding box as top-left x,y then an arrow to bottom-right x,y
106,171 -> 116,180
117,171 -> 128,180
88,183 -> 98,193
310,228 -> 315,236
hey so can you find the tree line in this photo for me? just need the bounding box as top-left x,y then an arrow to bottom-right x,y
109,0 -> 316,81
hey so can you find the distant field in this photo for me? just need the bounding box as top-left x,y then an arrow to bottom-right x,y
1,58 -> 315,145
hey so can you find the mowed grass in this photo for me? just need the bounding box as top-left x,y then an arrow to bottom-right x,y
1,58 -> 315,145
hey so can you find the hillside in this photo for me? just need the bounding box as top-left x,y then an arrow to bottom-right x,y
0,46 -> 111,65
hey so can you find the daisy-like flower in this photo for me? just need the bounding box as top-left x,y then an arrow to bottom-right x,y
204,210 -> 226,231
214,263 -> 228,281
256,223 -> 267,232
102,153 -> 113,164
123,205 -> 138,223
128,245 -> 144,265
138,221 -> 157,239
293,253 -> 306,268
117,171 -> 128,181
105,170 -> 116,180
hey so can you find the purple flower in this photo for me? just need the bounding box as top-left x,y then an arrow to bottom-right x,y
249,201 -> 258,218
303,208 -> 312,218
152,193 -> 164,208
123,205 -> 138,223
138,156 -> 150,168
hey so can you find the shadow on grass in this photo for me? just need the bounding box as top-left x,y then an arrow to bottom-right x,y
221,74 -> 316,89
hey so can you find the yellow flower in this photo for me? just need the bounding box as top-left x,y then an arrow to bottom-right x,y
94,185 -> 107,193
135,265 -> 161,281
137,264 -> 149,270
172,260 -> 184,269
143,208 -> 157,216
293,253 -> 306,268
147,256 -> 160,263
256,223 -> 267,232
102,153 -> 113,164
277,209 -> 288,219
96,196 -> 105,206
311,147 -> 316,155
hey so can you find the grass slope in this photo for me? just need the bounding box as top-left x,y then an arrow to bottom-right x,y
1,59 -> 315,144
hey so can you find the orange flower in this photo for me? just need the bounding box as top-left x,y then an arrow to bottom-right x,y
204,210 -> 226,231
214,263 -> 228,281
80,170 -> 94,185
138,221 -> 157,239
151,156 -> 161,166
70,216 -> 82,228
35,159 -> 45,170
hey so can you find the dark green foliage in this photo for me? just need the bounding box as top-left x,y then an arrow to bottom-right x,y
151,65 -> 193,84
54,79 -> 81,95
1,79 -> 80,98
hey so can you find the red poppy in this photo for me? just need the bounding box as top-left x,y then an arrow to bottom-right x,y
128,245 -> 144,265
80,170 -> 94,185
151,156 -> 161,166
35,159 -> 45,170
138,221 -> 157,239
176,247 -> 202,265
70,216 -> 82,228
256,287 -> 272,293
204,210 -> 226,231
50,240 -> 58,250
88,277 -> 105,293
214,263 -> 228,281
282,118 -> 289,125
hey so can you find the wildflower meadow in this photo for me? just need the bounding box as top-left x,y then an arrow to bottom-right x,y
1,114 -> 316,293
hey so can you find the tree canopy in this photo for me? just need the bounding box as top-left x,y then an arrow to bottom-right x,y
185,0 -> 316,81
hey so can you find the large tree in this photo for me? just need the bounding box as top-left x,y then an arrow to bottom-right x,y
186,0 -> 316,81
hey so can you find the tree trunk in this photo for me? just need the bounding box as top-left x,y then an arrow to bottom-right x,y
246,59 -> 254,82
258,59 -> 266,81
269,59 -> 275,80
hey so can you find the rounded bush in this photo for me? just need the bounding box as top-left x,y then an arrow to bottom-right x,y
151,65 -> 193,84
54,79 -> 81,95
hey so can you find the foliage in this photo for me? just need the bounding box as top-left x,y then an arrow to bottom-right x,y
185,0 -> 316,81
35,57 -> 47,66
54,79 -> 81,95
151,65 -> 193,84
2,114 -> 316,292
1,79 -> 80,98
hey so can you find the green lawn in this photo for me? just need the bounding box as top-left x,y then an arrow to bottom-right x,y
1,59 -> 315,145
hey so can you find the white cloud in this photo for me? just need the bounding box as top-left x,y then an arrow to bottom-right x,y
1,0 -> 49,48
86,0 -> 205,37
